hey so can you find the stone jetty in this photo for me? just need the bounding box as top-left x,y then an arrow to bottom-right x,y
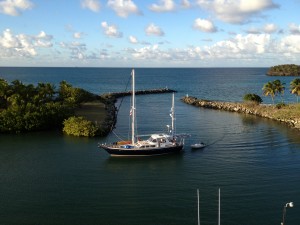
181,96 -> 300,130
99,88 -> 176,136
101,87 -> 176,99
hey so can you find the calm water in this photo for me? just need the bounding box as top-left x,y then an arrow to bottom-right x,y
0,67 -> 299,225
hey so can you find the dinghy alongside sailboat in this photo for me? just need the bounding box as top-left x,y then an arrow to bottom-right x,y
98,69 -> 189,157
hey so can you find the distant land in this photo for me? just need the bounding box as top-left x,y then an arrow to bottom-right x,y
267,64 -> 300,76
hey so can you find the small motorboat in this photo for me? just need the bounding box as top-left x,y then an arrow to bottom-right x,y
191,142 -> 206,149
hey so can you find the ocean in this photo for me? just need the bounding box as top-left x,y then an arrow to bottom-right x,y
0,67 -> 299,225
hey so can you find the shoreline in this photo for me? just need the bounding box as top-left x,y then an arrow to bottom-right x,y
181,96 -> 300,130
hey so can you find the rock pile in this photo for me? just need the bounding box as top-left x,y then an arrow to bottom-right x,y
181,96 -> 300,130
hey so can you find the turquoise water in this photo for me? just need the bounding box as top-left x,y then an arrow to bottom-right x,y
0,67 -> 299,225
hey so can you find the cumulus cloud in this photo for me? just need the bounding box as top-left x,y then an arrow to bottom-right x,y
279,35 -> 300,54
0,29 -> 53,58
107,0 -> 140,18
181,0 -> 191,8
145,23 -> 165,36
81,0 -> 101,12
34,31 -> 53,47
73,32 -> 84,39
196,0 -> 279,24
129,35 -> 138,44
245,23 -> 278,34
0,0 -> 33,16
289,23 -> 300,35
60,41 -> 88,60
193,18 -> 217,33
101,21 -> 123,38
263,23 -> 278,33
149,0 -> 176,12
127,33 -> 277,63
130,45 -> 171,60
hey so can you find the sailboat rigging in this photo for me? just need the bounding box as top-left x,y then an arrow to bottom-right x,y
98,69 -> 188,156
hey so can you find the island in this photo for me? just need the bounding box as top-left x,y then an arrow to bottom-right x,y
267,64 -> 300,76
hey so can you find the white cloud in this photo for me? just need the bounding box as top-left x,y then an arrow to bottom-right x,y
130,45 -> 171,60
60,41 -> 88,59
145,23 -> 165,36
0,0 -> 33,16
73,32 -> 84,39
245,27 -> 261,34
107,0 -> 140,18
81,0 -> 101,12
101,21 -> 123,38
289,23 -> 300,35
129,35 -> 138,44
0,29 -> 54,58
246,23 -> 278,34
196,0 -> 279,24
193,18 -> 217,33
127,34 -> 275,64
278,35 -> 300,54
263,23 -> 278,33
149,0 -> 176,12
34,31 -> 53,47
181,0 -> 191,8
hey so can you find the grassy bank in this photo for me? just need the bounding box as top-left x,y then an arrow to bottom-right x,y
182,96 -> 300,130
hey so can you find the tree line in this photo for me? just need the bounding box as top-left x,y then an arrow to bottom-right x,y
262,78 -> 300,104
267,64 -> 300,76
0,79 -> 96,133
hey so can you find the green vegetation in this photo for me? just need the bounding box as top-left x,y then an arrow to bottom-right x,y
262,79 -> 300,104
0,79 -> 102,135
290,78 -> 300,102
262,81 -> 276,104
243,93 -> 262,104
267,64 -> 300,76
63,116 -> 99,137
262,79 -> 285,104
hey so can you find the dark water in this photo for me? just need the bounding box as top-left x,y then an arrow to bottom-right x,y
0,67 -> 299,225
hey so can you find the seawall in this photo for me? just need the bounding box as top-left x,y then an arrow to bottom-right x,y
99,88 -> 176,136
181,96 -> 300,130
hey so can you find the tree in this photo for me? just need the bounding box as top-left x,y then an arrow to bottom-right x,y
63,116 -> 99,137
273,79 -> 285,102
36,82 -> 55,103
262,81 -> 276,104
243,93 -> 262,104
290,78 -> 300,102
0,79 -> 9,108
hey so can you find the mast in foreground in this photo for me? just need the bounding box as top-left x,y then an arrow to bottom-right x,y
131,69 -> 135,145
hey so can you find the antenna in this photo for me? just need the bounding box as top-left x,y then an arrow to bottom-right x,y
218,188 -> 221,225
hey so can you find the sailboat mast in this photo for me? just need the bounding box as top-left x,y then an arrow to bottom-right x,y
131,69 -> 135,145
171,92 -> 175,136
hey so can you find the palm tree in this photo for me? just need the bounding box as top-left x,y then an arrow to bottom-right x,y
273,79 -> 285,102
36,82 -> 55,102
262,81 -> 276,104
290,78 -> 300,102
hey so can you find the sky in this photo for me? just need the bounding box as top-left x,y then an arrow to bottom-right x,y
0,0 -> 300,67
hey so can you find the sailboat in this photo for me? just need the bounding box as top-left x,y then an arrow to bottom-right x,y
98,69 -> 188,157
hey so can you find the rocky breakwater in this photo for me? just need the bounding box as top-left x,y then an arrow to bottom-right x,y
99,88 -> 177,135
182,96 -> 300,130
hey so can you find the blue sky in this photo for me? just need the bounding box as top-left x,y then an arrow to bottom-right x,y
0,0 -> 300,67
